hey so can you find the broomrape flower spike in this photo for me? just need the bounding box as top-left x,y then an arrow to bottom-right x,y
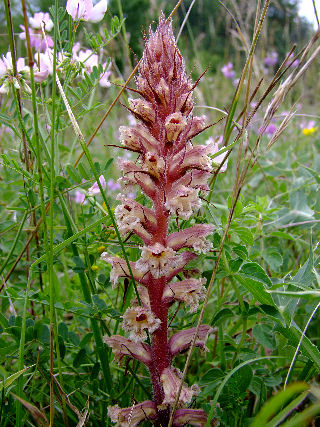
101,16 -> 223,426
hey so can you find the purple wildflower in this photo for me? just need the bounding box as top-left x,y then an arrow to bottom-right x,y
264,51 -> 278,67
221,62 -> 236,79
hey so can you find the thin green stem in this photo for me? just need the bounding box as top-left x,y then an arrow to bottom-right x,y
0,211 -> 27,276
58,192 -> 112,398
116,0 -> 132,67
16,273 -> 33,427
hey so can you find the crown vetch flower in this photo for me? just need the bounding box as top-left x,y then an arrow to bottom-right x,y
87,175 -> 106,196
29,12 -> 54,30
66,0 -> 108,23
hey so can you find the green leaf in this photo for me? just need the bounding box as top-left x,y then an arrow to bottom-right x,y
232,244 -> 248,259
79,333 -> 93,348
275,323 -> 320,370
58,322 -> 68,340
78,163 -> 91,180
252,324 -> 276,350
270,231 -> 295,241
211,308 -> 234,326
235,274 -> 274,306
292,246 -> 316,288
233,226 -> 254,246
40,324 -> 50,345
92,295 -> 107,311
73,348 -> 87,368
0,365 -> 35,392
66,164 -> 81,183
250,382 -> 309,427
200,368 -> 224,386
206,356 -> 284,426
219,364 -> 253,407
239,263 -> 272,287
262,248 -> 283,271
68,331 -> 80,346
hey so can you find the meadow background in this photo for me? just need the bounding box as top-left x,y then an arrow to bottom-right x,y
0,0 -> 320,425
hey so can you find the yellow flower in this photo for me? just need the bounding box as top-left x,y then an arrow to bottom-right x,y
97,245 -> 106,253
302,127 -> 317,136
91,265 -> 99,271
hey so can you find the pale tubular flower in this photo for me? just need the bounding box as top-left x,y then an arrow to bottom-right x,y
172,114 -> 207,154
136,243 -> 178,279
132,286 -> 150,308
119,125 -> 159,154
122,306 -> 161,342
160,367 -> 200,405
162,278 -> 206,313
178,169 -> 211,192
29,12 -> 53,31
104,335 -> 151,365
173,408 -> 207,427
166,251 -> 198,283
118,158 -> 157,198
100,253 -> 146,287
108,401 -> 157,427
168,325 -> 213,357
87,175 -> 106,196
128,98 -> 155,124
165,185 -> 202,220
66,0 -> 91,21
167,224 -> 214,253
170,143 -> 214,178
0,59 -> 7,77
115,199 -> 156,242
143,152 -> 165,179
66,0 -> 108,23
165,112 -> 187,142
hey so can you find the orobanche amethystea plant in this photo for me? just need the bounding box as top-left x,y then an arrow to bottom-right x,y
102,16 -> 224,426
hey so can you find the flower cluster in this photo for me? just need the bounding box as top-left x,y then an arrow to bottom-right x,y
101,17 -> 224,426
1,4 -> 111,94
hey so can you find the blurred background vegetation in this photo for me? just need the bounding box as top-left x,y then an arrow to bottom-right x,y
0,0 -> 313,68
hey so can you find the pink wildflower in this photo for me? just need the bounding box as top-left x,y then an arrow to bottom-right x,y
264,51 -> 278,67
66,0 -> 108,23
87,175 -> 106,196
221,62 -> 236,79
